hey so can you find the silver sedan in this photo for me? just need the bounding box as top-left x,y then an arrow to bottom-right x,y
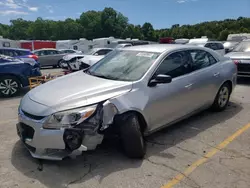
17,44 -> 237,160
225,39 -> 250,77
33,48 -> 67,68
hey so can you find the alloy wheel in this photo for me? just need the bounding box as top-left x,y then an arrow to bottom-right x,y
0,79 -> 19,96
218,86 -> 229,108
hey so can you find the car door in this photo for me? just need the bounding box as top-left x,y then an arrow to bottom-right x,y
34,50 -> 47,67
144,50 -> 198,131
187,49 -> 223,109
44,50 -> 61,66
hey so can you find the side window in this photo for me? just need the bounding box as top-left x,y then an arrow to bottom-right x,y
36,50 -> 46,56
216,43 -> 224,50
46,50 -> 58,55
189,50 -> 217,71
4,50 -> 18,57
16,50 -> 29,56
154,51 -> 192,79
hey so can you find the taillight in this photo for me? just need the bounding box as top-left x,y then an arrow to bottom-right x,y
28,54 -> 38,61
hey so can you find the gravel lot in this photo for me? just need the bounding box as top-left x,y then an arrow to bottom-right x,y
0,68 -> 250,188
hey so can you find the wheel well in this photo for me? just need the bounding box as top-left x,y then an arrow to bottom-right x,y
223,80 -> 233,94
0,74 -> 22,85
118,111 -> 148,133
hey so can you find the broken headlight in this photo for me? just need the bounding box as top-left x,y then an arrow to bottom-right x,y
43,104 -> 97,129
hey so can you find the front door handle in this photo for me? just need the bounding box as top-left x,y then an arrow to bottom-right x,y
185,83 -> 193,88
214,72 -> 220,77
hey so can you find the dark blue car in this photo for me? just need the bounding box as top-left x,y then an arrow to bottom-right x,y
0,48 -> 39,63
0,55 -> 41,97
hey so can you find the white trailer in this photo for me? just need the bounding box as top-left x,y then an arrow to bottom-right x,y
56,39 -> 93,53
227,33 -> 250,42
0,37 -> 20,48
91,37 -> 118,48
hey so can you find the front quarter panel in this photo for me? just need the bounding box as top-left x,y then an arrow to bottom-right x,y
109,83 -> 150,129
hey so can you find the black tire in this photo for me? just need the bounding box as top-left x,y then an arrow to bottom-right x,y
120,113 -> 146,159
212,82 -> 231,112
0,76 -> 21,97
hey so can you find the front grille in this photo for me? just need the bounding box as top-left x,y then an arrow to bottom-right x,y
20,123 -> 35,139
237,63 -> 250,73
22,110 -> 45,120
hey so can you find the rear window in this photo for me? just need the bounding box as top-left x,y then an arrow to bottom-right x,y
16,50 -> 31,56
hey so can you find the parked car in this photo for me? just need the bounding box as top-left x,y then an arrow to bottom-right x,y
225,39 -> 250,77
17,44 -> 237,160
58,49 -> 82,54
223,41 -> 240,53
62,48 -> 113,70
0,47 -> 39,63
115,43 -> 133,48
32,48 -> 67,68
189,41 -> 225,56
0,55 -> 41,97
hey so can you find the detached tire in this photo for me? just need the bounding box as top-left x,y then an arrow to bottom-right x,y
212,82 -> 231,112
120,113 -> 146,159
0,76 -> 21,97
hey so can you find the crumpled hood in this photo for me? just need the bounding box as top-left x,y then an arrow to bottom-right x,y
79,55 -> 105,66
28,71 -> 132,111
63,53 -> 85,61
225,52 -> 250,60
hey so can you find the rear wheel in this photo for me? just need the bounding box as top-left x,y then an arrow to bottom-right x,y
0,76 -> 21,97
120,113 -> 146,159
212,83 -> 231,111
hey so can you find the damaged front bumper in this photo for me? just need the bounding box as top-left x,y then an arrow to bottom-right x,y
17,102 -> 116,160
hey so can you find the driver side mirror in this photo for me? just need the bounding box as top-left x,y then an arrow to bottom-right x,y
148,74 -> 172,87
93,53 -> 99,56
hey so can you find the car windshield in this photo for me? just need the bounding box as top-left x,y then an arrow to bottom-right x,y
232,41 -> 250,52
87,50 -> 160,81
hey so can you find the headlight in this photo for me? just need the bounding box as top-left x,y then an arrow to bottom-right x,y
43,105 -> 97,129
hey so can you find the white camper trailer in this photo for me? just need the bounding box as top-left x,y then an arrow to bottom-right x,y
56,39 -> 93,53
91,37 -> 116,48
0,37 -> 20,48
227,33 -> 250,42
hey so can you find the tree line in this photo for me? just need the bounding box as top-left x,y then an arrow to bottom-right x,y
0,7 -> 250,42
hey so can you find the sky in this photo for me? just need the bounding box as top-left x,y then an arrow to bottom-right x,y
0,0 -> 249,29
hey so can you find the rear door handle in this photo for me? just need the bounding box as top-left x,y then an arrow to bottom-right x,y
185,83 -> 193,88
214,72 -> 220,77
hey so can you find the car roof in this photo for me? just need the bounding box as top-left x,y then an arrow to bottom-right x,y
0,47 -> 30,51
121,44 -> 203,53
33,48 -> 57,52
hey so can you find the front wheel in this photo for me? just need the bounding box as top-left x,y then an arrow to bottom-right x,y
120,113 -> 146,159
0,76 -> 21,97
212,83 -> 231,111
58,60 -> 63,68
